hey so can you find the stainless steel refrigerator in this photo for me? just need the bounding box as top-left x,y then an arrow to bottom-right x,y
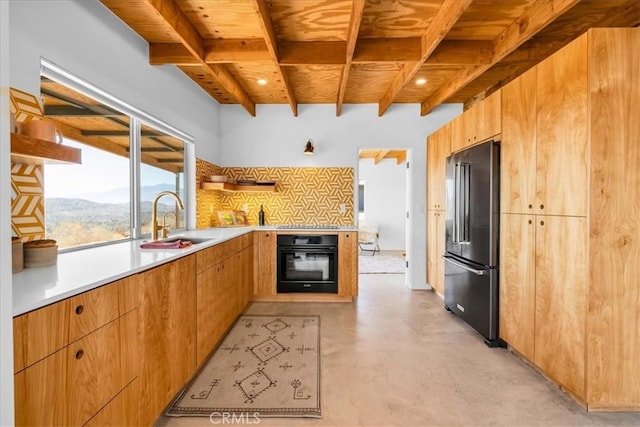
443,140 -> 503,347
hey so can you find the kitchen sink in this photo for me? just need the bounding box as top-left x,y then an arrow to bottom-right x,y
165,236 -> 215,245
140,235 -> 215,249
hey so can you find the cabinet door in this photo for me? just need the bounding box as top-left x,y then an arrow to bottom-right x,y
67,318 -> 124,426
338,231 -> 358,297
255,231 -> 276,296
536,35 -> 588,217
499,214 -> 536,360
478,89 -> 501,141
14,348 -> 68,426
450,111 -> 472,153
535,215 -> 587,400
427,124 -> 450,210
84,378 -> 140,427
140,255 -> 197,424
427,211 -> 445,296
13,299 -> 69,373
196,261 -> 225,366
501,67 -> 537,215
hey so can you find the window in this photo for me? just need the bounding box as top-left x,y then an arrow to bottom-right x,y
40,59 -> 193,251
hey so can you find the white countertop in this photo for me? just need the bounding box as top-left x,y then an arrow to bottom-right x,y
255,225 -> 359,231
12,227 -> 253,316
12,225 -> 358,316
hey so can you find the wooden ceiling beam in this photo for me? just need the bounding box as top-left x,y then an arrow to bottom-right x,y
337,0 -> 366,117
279,41 -> 346,65
143,0 -> 255,116
252,0 -> 298,116
421,0 -> 580,115
426,40 -> 493,65
374,150 -> 390,165
353,38 -> 421,63
378,0 -> 473,117
395,151 -> 407,165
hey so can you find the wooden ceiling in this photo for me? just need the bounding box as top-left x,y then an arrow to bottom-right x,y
359,149 -> 406,165
41,78 -> 185,173
100,0 -> 640,117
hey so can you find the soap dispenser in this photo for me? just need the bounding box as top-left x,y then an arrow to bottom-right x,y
258,205 -> 265,226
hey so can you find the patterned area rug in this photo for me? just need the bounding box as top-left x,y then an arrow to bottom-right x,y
359,254 -> 406,274
166,315 -> 321,418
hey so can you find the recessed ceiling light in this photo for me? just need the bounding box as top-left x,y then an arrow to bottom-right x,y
416,78 -> 427,85
257,79 -> 268,86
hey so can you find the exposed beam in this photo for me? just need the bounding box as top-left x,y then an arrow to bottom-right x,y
150,40 -> 271,64
396,151 -> 407,165
353,38 -> 421,63
279,41 -> 346,65
426,40 -> 493,65
378,0 -> 473,116
252,0 -> 297,116
43,105 -> 124,117
81,130 -> 164,137
126,147 -> 184,153
374,150 -> 390,165
337,0 -> 366,116
143,0 -> 255,116
421,0 -> 580,115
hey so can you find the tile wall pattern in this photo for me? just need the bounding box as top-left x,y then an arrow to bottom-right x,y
196,159 -> 354,228
11,162 -> 45,241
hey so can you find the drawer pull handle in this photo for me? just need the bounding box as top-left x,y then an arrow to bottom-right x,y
528,220 -> 532,225
75,349 -> 84,360
540,204 -> 544,210
75,305 -> 84,315
528,204 -> 532,209
540,221 -> 545,226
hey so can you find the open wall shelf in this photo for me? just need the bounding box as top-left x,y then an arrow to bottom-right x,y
11,133 -> 81,164
200,182 -> 277,192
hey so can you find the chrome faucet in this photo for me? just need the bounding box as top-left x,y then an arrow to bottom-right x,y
151,191 -> 184,240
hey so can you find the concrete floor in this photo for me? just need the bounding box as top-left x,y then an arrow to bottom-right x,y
158,274 -> 640,427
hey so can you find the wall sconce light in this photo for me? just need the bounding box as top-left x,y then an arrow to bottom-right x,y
304,139 -> 314,155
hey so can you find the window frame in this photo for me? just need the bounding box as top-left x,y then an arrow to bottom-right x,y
41,58 -> 195,251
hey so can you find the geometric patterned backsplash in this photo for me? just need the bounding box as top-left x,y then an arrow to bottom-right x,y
10,157 -> 354,234
10,162 -> 45,241
196,159 -> 354,228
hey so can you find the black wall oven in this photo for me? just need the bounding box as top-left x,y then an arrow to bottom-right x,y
277,234 -> 338,293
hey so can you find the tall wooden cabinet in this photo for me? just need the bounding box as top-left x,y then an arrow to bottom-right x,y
426,124 -> 450,296
499,28 -> 640,410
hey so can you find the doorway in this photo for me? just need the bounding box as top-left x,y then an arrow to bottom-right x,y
356,149 -> 410,284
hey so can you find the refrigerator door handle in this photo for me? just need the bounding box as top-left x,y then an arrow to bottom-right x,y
453,163 -> 460,243
443,255 -> 486,276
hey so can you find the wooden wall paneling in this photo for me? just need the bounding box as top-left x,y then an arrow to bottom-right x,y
534,215 -> 588,401
13,299 -> 69,372
338,231 -> 358,297
67,282 -> 120,344
14,348 -> 68,426
536,34 -> 588,217
66,319 -> 123,426
501,67 -> 537,214
586,28 -> 640,410
499,213 -> 536,361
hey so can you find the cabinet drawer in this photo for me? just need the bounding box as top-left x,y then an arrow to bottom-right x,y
196,244 -> 224,273
68,282 -> 119,344
13,299 -> 70,372
67,317 -> 126,426
84,378 -> 140,427
14,347 -> 68,426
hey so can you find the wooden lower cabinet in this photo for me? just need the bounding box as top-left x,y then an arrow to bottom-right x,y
84,378 -> 140,427
338,231 -> 358,297
499,214 -> 536,361
14,348 -> 68,426
427,210 -> 445,296
535,215 -> 588,401
139,254 -> 197,425
254,231 -> 276,297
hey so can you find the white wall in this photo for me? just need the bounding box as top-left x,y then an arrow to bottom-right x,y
220,103 -> 461,289
1,2 -> 14,423
358,157 -> 406,251
9,0 -> 221,163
